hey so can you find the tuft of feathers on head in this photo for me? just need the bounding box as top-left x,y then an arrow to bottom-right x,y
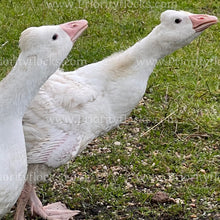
160,10 -> 191,23
19,27 -> 38,51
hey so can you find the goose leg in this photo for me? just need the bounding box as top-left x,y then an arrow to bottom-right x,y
29,186 -> 80,220
14,182 -> 32,220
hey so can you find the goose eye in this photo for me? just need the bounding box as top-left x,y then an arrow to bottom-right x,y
52,34 -> 58,40
175,18 -> 182,24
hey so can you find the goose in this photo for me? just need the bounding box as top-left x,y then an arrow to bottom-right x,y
15,10 -> 217,220
0,19 -> 88,218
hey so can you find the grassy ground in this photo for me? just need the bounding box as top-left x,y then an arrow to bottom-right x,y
1,0 -> 219,219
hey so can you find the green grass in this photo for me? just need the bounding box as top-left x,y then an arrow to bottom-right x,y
1,0 -> 219,219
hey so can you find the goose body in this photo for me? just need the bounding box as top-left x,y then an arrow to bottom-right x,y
0,20 -> 88,217
17,10 -> 217,220
0,118 -> 26,217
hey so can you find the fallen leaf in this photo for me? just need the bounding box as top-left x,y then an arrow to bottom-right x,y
151,191 -> 175,204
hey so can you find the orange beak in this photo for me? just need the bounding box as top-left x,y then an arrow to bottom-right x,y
189,14 -> 218,32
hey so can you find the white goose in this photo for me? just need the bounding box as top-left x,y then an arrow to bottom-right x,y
16,10 -> 217,220
0,19 -> 88,218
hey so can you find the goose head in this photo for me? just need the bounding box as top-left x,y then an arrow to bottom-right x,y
151,10 -> 218,57
18,20 -> 88,72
